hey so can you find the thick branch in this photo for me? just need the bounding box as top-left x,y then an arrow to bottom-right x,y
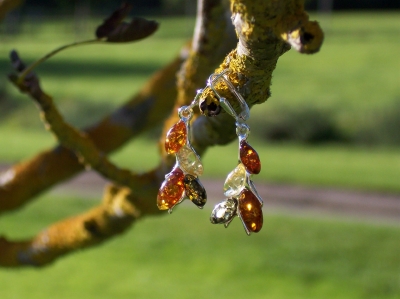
159,0 -> 236,171
190,0 -> 324,155
27,83 -> 143,190
0,184 -> 161,267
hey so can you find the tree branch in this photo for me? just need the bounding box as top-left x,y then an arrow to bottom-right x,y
159,0 -> 236,171
0,54 -> 182,214
190,0 -> 324,155
10,68 -> 157,192
0,184 -> 161,267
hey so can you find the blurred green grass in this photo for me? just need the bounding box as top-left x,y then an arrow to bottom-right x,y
0,13 -> 399,192
0,195 -> 399,299
251,12 -> 400,144
0,127 -> 398,193
110,138 -> 400,193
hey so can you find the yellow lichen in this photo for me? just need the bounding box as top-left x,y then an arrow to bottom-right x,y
197,0 -> 323,116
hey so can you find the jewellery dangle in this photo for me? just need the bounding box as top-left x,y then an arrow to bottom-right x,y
157,92 -> 207,213
208,71 -> 264,235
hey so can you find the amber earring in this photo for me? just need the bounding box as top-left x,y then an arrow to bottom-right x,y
208,71 -> 264,235
157,92 -> 207,213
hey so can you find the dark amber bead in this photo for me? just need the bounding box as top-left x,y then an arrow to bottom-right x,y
165,120 -> 187,154
157,168 -> 185,210
239,140 -> 261,174
183,174 -> 207,208
238,188 -> 263,233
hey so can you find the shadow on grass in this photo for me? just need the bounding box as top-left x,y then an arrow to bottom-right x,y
0,58 -> 162,78
0,57 -> 163,128
0,96 -> 115,129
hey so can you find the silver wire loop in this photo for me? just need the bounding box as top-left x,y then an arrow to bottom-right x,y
236,122 -> 250,140
178,106 -> 193,122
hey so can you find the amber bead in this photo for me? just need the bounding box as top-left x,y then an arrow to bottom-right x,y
210,198 -> 238,225
157,168 -> 185,210
238,188 -> 263,233
176,146 -> 203,176
165,120 -> 187,154
184,174 -> 207,208
223,163 -> 246,197
239,140 -> 261,174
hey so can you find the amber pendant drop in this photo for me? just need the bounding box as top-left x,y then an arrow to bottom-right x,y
159,105 -> 206,212
165,120 -> 187,154
239,140 -> 261,174
157,168 -> 185,211
223,163 -> 246,197
211,136 -> 264,234
176,145 -> 203,176
210,198 -> 238,225
238,188 -> 263,233
184,174 -> 207,208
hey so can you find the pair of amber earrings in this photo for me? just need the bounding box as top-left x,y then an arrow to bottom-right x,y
157,70 -> 263,235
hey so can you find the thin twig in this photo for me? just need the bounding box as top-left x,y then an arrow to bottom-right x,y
17,39 -> 102,83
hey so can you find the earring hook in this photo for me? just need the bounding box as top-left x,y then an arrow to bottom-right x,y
207,69 -> 250,123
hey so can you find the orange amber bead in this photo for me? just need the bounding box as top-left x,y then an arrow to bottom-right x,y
239,140 -> 261,174
157,168 -> 185,210
165,120 -> 187,154
238,188 -> 263,233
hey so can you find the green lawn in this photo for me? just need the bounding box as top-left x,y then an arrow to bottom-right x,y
204,142 -> 400,193
0,196 -> 399,299
253,12 -> 400,143
1,126 -> 398,193
270,12 -> 400,110
110,138 -> 400,193
0,13 -> 399,192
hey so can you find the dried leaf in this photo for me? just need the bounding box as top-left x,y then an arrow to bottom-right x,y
95,3 -> 158,43
95,2 -> 132,39
105,17 -> 159,43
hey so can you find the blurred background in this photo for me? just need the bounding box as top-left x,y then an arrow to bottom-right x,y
0,1 -> 399,299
